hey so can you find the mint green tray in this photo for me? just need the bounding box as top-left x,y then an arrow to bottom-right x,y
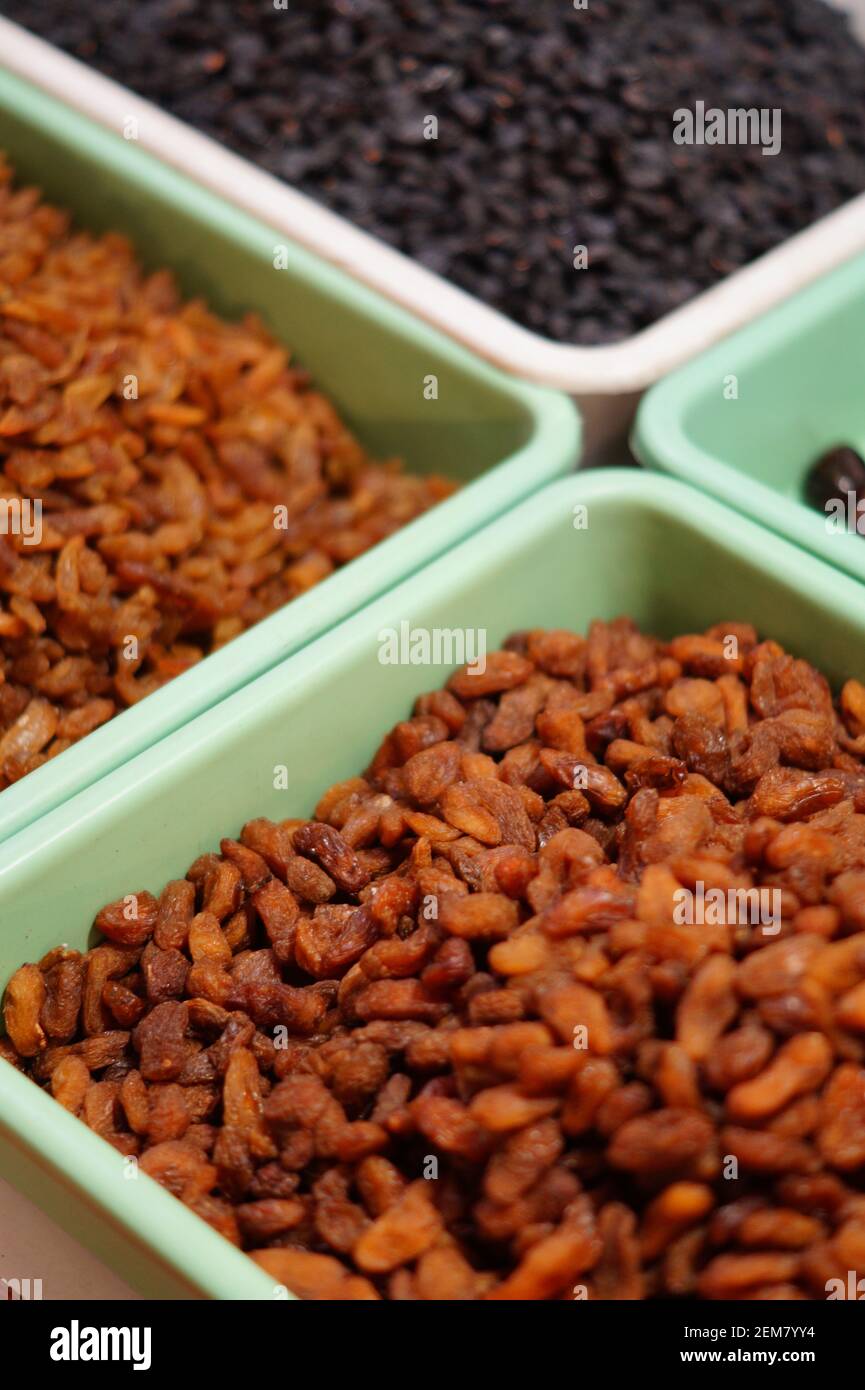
632,251 -> 865,583
2,468 -> 864,1299
0,67 -> 579,845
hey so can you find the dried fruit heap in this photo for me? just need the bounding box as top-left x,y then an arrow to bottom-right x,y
5,619 -> 865,1299
0,159 -> 453,788
11,0 -> 865,344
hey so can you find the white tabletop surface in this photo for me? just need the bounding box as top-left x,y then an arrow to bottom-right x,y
0,1176 -> 138,1301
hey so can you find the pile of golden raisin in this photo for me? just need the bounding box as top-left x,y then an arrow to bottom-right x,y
4,618 -> 865,1299
0,158 -> 453,788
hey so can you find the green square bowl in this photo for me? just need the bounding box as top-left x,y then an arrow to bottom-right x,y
0,67 -> 580,845
1,468 -> 864,1299
632,251 -> 865,583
